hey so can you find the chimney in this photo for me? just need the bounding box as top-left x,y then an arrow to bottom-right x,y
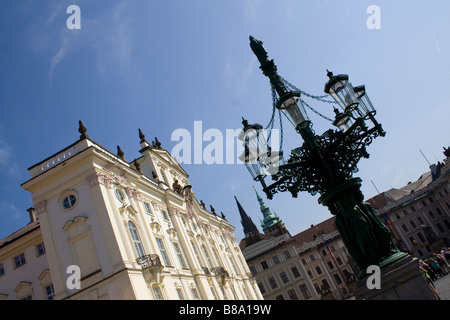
27,207 -> 37,222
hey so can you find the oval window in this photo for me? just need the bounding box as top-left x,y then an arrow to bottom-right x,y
115,188 -> 126,202
62,194 -> 77,209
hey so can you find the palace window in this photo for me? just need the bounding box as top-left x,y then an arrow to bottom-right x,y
315,266 -> 322,275
156,238 -> 171,266
153,287 -> 163,300
14,253 -> 26,269
201,245 -> 212,268
176,288 -> 184,300
173,242 -> 188,268
36,243 -> 46,256
249,265 -> 257,275
291,266 -> 300,278
268,277 -> 278,289
288,289 -> 299,300
62,194 -> 77,209
45,284 -> 55,300
283,250 -> 291,259
191,288 -> 200,300
128,221 -> 145,259
258,282 -> 266,294
272,255 -> 280,265
143,202 -> 152,215
333,274 -> 342,284
161,209 -> 170,221
280,271 -> 289,283
115,188 -> 126,202
190,241 -> 202,266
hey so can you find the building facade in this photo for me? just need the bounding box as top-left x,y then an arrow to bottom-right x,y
238,192 -> 320,300
0,213 -> 53,300
0,121 -> 262,300
368,148 -> 450,258
293,218 -> 358,300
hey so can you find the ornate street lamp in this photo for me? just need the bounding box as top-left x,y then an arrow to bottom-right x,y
240,36 -> 407,276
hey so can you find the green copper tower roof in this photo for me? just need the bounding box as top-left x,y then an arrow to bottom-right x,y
254,188 -> 282,231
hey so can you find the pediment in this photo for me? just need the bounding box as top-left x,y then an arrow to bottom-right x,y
63,216 -> 88,232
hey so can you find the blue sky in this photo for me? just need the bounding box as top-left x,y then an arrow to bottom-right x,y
0,0 -> 449,242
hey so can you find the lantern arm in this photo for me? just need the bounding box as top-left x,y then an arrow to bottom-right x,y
262,157 -> 326,199
328,116 -> 383,150
261,118 -> 387,200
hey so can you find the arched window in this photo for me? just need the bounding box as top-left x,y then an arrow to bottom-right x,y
128,221 -> 145,259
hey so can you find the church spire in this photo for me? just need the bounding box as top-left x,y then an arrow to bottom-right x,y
253,187 -> 289,237
235,196 -> 260,239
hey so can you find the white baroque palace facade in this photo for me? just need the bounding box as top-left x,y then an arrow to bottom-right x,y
0,122 -> 262,300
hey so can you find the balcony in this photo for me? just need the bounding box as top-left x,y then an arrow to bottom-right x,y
211,266 -> 229,277
136,254 -> 164,285
136,254 -> 163,269
211,266 -> 229,286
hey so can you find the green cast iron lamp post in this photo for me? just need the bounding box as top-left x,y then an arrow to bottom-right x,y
240,36 -> 408,277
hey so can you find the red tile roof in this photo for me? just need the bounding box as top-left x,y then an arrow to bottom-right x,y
292,216 -> 336,245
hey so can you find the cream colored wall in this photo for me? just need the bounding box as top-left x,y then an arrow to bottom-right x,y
16,137 -> 262,300
0,229 -> 50,300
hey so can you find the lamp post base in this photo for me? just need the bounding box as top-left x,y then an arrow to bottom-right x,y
354,254 -> 439,300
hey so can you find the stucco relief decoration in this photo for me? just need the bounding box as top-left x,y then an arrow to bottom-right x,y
86,171 -> 113,188
150,218 -> 162,234
155,160 -> 168,170
196,234 -> 206,244
103,163 -> 132,187
187,230 -> 195,238
63,216 -> 89,238
170,207 -> 185,218
34,200 -> 47,215
167,227 -> 177,239
118,204 -> 137,224
151,201 -> 161,211
126,187 -> 142,201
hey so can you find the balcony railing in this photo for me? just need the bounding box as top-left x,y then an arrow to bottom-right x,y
136,254 -> 162,270
211,266 -> 229,278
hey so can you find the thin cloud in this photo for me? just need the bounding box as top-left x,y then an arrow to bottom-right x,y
0,140 -> 12,165
43,1 -> 138,89
432,31 -> 441,54
48,37 -> 69,87
0,129 -> 21,179
0,125 -> 12,166
222,56 -> 256,95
